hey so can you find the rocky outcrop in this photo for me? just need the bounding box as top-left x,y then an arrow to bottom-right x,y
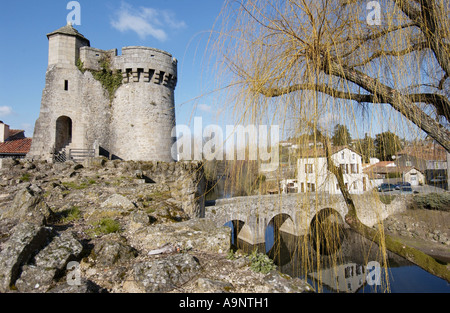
0,159 -> 314,293
0,223 -> 51,292
125,218 -> 231,255
2,185 -> 55,225
133,253 -> 201,292
15,231 -> 84,292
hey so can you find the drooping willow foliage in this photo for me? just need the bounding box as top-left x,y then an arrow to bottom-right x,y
194,0 -> 450,292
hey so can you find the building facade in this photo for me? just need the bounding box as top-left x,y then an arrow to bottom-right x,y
297,147 -> 369,194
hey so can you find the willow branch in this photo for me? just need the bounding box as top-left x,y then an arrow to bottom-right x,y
259,83 -> 374,102
322,59 -> 450,152
349,41 -> 428,68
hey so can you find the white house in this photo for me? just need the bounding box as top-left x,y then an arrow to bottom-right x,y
280,179 -> 299,193
297,146 -> 370,194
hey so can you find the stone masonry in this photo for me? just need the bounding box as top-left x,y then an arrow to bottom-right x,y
28,24 -> 178,163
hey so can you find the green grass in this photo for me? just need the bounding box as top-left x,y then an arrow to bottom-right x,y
88,218 -> 121,237
19,173 -> 31,182
62,179 -> 96,190
60,206 -> 82,224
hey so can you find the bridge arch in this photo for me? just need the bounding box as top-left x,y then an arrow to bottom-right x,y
224,220 -> 245,247
265,213 -> 293,250
310,208 -> 345,255
265,213 -> 296,265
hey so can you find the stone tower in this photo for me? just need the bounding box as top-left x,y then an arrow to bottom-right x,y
28,23 -> 177,162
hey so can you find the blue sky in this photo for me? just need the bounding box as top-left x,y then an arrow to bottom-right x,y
0,0 -> 226,138
0,0 -> 425,143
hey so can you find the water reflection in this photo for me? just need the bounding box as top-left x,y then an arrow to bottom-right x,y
227,220 -> 450,293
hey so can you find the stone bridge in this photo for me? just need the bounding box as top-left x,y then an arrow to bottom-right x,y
205,193 -> 407,245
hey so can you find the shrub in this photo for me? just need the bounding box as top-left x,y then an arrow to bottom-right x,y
19,173 -> 31,182
410,193 -> 450,212
77,56 -> 122,102
249,250 -> 277,274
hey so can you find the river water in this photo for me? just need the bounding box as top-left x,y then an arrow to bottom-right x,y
245,224 -> 450,293
208,180 -> 450,293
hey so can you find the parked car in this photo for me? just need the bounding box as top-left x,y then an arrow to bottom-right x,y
400,186 -> 413,194
395,182 -> 411,190
378,183 -> 396,192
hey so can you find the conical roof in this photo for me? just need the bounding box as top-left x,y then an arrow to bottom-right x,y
47,23 -> 90,45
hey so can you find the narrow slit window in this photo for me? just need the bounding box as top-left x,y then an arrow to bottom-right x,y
64,80 -> 69,91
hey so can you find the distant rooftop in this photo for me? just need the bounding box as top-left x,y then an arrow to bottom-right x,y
0,138 -> 32,155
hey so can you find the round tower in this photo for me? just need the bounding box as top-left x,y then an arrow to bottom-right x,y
109,47 -> 177,162
29,25 -> 178,163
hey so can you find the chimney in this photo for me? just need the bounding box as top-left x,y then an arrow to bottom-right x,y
0,121 -> 10,143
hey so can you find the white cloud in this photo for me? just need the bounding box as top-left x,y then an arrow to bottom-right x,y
111,2 -> 186,41
21,123 -> 34,137
198,104 -> 212,113
0,106 -> 13,118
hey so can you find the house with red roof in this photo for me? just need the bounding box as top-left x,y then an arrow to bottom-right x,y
0,121 -> 32,162
395,140 -> 448,188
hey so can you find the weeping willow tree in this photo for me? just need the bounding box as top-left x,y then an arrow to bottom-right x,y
206,0 -> 450,288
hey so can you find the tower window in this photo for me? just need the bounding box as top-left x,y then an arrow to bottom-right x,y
64,80 -> 69,91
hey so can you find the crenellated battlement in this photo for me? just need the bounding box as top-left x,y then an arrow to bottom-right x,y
80,46 -> 178,90
120,68 -> 177,89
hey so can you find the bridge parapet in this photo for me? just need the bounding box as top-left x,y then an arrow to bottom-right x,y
205,193 -> 409,245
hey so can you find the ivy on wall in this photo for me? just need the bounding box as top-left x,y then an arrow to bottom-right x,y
77,56 -> 123,102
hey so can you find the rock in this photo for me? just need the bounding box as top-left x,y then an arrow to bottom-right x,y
148,243 -> 178,256
196,277 -> 234,293
1,158 -> 19,169
15,231 -> 84,292
1,186 -> 55,225
125,218 -> 230,254
263,272 -> 314,293
73,164 -> 84,171
82,157 -> 107,169
48,278 -> 106,293
91,234 -> 137,266
101,194 -> 136,210
133,253 -> 201,292
131,211 -> 150,225
0,222 -> 51,292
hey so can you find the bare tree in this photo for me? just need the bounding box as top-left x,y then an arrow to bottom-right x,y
215,0 -> 449,150
212,0 -> 450,283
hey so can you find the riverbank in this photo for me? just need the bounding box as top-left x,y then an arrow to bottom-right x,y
382,207 -> 450,264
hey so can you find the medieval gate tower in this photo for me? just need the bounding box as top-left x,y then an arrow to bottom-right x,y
28,23 -> 177,162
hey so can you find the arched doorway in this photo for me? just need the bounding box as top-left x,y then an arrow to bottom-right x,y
55,116 -> 72,152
